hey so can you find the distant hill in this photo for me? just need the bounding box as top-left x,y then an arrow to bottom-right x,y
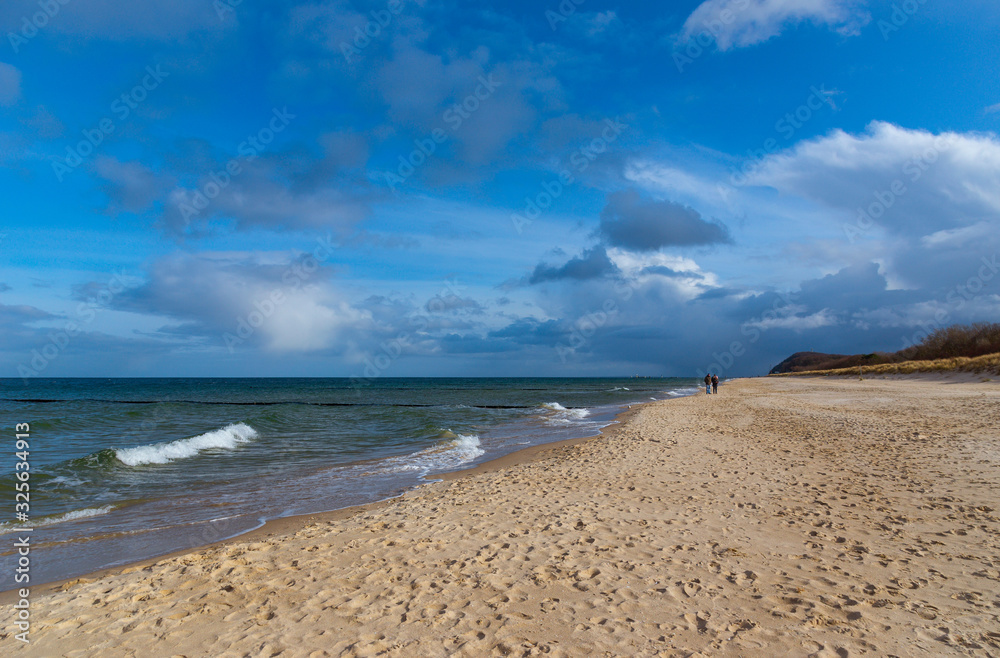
769,322 -> 1000,375
769,352 -> 849,374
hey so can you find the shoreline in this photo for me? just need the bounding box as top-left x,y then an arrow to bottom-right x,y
16,376 -> 1000,656
0,397 -> 649,603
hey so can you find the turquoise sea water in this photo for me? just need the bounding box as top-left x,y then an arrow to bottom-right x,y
0,377 -> 697,588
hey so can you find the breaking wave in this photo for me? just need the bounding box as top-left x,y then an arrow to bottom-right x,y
114,423 -> 259,466
541,402 -> 591,424
366,433 -> 485,477
0,505 -> 117,535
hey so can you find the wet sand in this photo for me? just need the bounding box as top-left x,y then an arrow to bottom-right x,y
8,376 -> 1000,656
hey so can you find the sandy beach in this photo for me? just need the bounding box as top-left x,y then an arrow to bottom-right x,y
8,376 -> 1000,657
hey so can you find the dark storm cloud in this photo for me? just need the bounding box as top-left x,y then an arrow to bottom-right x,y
529,247 -> 618,284
598,189 -> 732,250
0,302 -> 55,326
424,295 -> 484,314
797,262 -> 920,312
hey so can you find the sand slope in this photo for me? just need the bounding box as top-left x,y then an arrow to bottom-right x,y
10,377 -> 1000,657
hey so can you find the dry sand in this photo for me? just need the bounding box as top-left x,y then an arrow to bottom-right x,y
7,376 -> 1000,657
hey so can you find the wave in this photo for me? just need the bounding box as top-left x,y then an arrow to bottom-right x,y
368,433 -> 485,477
666,387 -> 701,397
541,402 -> 591,425
114,422 -> 258,466
406,433 -> 485,473
0,505 -> 116,535
45,475 -> 87,487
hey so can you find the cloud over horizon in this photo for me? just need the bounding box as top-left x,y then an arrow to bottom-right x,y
1,0 -> 998,378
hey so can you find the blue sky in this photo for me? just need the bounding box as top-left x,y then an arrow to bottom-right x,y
1,0 -> 999,379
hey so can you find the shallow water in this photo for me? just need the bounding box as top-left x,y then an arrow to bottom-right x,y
0,377 -> 697,588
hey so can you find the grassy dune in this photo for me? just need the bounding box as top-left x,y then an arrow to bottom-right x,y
771,351 -> 1000,377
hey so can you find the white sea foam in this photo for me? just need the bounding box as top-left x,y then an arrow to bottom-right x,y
446,433 -> 485,462
410,433 -> 485,472
542,402 -> 591,425
370,433 -> 485,476
0,505 -> 115,535
47,475 -> 86,487
115,422 -> 258,466
667,387 -> 701,397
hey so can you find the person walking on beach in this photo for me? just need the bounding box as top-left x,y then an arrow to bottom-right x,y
711,374 -> 719,394
704,373 -> 712,394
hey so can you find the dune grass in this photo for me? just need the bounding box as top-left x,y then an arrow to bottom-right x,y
772,324 -> 1000,375
772,351 -> 1000,378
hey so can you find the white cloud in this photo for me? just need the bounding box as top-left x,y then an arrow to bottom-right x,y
584,11 -> 619,35
624,161 -> 725,203
680,0 -> 870,51
0,62 -> 22,106
749,121 -> 1000,236
920,221 -> 997,248
115,252 -> 375,355
95,157 -> 173,215
743,305 -> 837,331
985,102 -> 1000,114
569,10 -> 623,40
607,248 -> 720,299
161,158 -> 374,236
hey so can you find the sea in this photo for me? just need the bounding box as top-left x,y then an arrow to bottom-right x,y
0,377 -> 698,589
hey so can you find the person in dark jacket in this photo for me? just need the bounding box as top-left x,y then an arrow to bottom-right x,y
711,374 -> 719,394
704,373 -> 712,394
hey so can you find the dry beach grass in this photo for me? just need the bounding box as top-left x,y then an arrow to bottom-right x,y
774,351 -> 1000,378
8,377 -> 1000,656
